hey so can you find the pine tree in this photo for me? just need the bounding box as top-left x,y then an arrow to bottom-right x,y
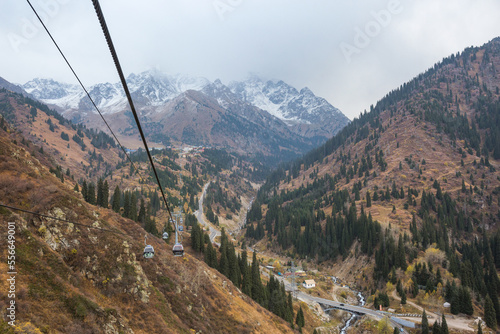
286,292 -> 294,325
241,251 -> 252,297
478,322 -> 483,334
191,222 -> 200,252
397,234 -> 406,270
295,306 -> 305,328
96,178 -> 104,207
137,199 -> 146,224
251,252 -> 264,304
102,180 -> 109,208
441,313 -> 449,334
228,245 -> 240,286
87,182 -> 96,205
112,186 -> 121,213
123,192 -> 130,218
432,320 -> 441,334
393,327 -> 399,334
204,241 -> 217,268
130,193 -> 137,221
366,191 -> 372,207
421,309 -> 429,334
460,286 -> 474,315
73,183 -> 79,192
485,295 -> 497,329
219,248 -> 229,277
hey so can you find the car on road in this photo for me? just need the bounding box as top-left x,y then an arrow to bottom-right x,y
339,303 -> 344,306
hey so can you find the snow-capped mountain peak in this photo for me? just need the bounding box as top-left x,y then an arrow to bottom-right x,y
22,71 -> 349,140
23,78 -> 80,100
228,76 -> 347,129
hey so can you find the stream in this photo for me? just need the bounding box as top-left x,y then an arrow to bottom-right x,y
335,278 -> 365,334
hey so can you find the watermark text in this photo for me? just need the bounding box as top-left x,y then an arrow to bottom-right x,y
6,221 -> 17,326
339,0 -> 403,63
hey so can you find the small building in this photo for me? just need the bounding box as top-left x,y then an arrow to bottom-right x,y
303,279 -> 316,289
443,302 -> 451,308
295,270 -> 307,277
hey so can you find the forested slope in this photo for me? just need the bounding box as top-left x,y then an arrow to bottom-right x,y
246,37 -> 500,326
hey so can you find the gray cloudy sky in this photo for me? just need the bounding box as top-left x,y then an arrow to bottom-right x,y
1,0 -> 500,120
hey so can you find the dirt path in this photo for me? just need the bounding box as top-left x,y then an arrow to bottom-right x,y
391,290 -> 475,332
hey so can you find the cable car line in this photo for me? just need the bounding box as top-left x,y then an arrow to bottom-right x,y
0,203 -> 126,235
24,0 -> 183,257
91,0 -> 175,223
25,0 -> 142,180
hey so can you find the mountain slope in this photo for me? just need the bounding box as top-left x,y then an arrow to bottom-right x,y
0,98 -> 295,333
246,37 -> 500,308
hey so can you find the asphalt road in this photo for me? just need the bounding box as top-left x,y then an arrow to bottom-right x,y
194,181 -> 221,244
270,272 -> 409,333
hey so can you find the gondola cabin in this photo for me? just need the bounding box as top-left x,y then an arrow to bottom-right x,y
172,243 -> 184,257
162,232 -> 169,239
143,245 -> 155,258
179,225 -> 183,232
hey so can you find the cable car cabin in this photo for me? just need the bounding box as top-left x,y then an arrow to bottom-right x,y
162,232 -> 169,239
172,243 -> 184,257
143,245 -> 155,258
178,225 -> 184,232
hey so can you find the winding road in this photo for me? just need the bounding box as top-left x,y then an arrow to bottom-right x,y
194,181 -> 220,244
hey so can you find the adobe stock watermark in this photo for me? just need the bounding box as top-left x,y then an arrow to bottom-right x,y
213,0 -> 243,21
339,0 -> 403,64
6,222 -> 17,327
7,0 -> 72,53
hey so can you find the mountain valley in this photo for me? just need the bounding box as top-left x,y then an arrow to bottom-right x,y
1,36 -> 500,334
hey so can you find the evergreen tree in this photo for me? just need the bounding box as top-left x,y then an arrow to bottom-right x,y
397,234 -> 407,270
137,199 -> 146,224
366,190 -> 372,207
295,306 -> 305,328
459,286 -> 474,315
241,251 -> 252,296
112,186 -> 121,213
204,241 -> 217,268
123,192 -> 131,218
485,295 -> 497,329
286,292 -> 294,325
421,309 -> 429,334
102,180 -> 109,208
96,178 -> 104,207
228,244 -> 240,286
478,322 -> 483,334
441,313 -> 448,334
251,252 -> 264,304
87,182 -> 96,205
130,193 -> 138,221
73,183 -> 79,192
219,248 -> 229,277
432,320 -> 441,334
191,222 -> 201,252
